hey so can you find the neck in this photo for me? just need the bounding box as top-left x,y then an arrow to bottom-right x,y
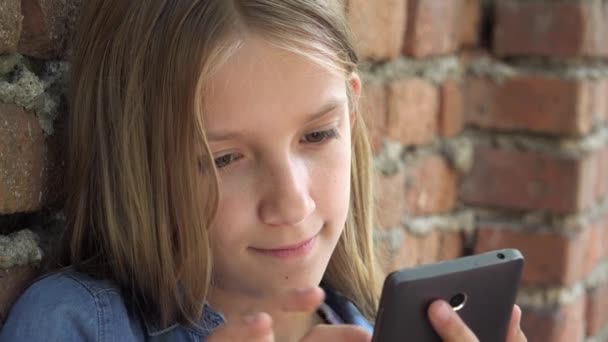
208,286 -> 325,342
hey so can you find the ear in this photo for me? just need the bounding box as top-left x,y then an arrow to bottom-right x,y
348,73 -> 361,129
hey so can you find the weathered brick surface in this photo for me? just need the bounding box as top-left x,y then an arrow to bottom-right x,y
465,75 -> 596,137
587,283 -> 608,337
404,154 -> 457,216
461,147 -> 595,214
0,265 -> 38,324
0,104 -> 56,214
346,0 -> 406,61
475,226 -> 601,286
387,78 -> 439,146
360,82 -> 388,153
19,0 -> 83,58
0,0 -> 22,54
494,0 -> 608,58
438,80 -> 464,137
459,0 -> 480,47
392,230 -> 464,270
404,0 -> 463,58
521,296 -> 586,342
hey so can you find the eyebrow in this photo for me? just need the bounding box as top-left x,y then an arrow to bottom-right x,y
206,98 -> 346,142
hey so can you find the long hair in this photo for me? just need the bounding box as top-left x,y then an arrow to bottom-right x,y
63,0 -> 381,328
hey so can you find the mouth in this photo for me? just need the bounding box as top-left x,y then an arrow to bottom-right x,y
249,233 -> 318,259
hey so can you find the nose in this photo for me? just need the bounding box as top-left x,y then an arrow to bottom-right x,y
258,155 -> 315,227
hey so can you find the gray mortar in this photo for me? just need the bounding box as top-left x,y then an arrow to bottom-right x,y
468,55 -> 608,82
373,136 -> 474,177
361,56 -> 462,85
472,193 -> 608,235
0,57 -> 68,135
442,137 -> 475,174
403,210 -> 476,236
0,229 -> 42,268
373,140 -> 404,175
373,227 -> 404,255
586,323 -> 608,342
585,259 -> 608,290
465,125 -> 608,158
517,283 -> 585,310
517,259 -> 608,310
0,54 -> 22,76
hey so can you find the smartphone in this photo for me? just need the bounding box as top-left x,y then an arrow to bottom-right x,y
372,248 -> 524,342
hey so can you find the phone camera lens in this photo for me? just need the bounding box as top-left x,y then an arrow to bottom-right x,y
449,293 -> 467,311
497,253 -> 505,259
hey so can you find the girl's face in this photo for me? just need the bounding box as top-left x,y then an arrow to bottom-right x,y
204,36 -> 359,296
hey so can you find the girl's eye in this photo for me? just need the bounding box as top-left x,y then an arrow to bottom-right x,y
301,129 -> 339,144
214,153 -> 241,169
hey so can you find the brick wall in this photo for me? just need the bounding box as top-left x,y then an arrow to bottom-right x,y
0,1 -> 607,341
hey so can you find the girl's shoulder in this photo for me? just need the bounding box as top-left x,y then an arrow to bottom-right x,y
0,268 -> 144,341
0,268 -> 219,341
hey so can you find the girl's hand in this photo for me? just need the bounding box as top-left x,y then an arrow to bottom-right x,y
205,287 -> 372,342
428,300 -> 528,342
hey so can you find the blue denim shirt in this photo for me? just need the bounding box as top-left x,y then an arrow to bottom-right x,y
0,268 -> 373,341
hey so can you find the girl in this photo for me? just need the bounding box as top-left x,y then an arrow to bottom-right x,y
0,1 -> 527,341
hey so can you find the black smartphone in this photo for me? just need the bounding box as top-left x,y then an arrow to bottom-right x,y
372,249 -> 524,342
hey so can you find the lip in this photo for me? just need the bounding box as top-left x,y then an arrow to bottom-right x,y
250,234 -> 318,259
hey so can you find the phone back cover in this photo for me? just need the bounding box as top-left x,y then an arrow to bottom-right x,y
373,254 -> 523,342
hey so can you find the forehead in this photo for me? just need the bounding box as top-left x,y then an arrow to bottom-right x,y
203,36 -> 347,130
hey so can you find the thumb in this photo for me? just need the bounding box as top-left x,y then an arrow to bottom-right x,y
428,300 -> 479,342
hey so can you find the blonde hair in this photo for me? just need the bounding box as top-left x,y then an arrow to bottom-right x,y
62,0 -> 381,328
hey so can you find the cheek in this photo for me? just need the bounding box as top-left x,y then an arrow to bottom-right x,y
314,141 -> 352,220
208,180 -> 254,250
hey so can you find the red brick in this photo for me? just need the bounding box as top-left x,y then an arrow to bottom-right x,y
0,104 -> 58,214
389,230 -> 463,272
590,79 -> 608,126
436,231 -> 464,261
461,147 -> 595,214
494,0 -> 608,58
387,78 -> 439,146
0,265 -> 38,324
374,169 -> 406,229
465,75 -> 595,136
392,230 -> 441,270
0,0 -> 22,54
475,227 -> 598,286
346,0 -> 406,61
18,0 -> 82,58
459,0 -> 481,47
521,296 -> 586,342
586,283 -> 608,337
404,155 -> 457,216
598,213 -> 608,261
360,82 -> 388,153
404,0 -> 463,58
438,80 -> 464,137
596,146 -> 608,200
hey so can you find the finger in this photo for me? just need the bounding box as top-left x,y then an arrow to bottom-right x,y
207,312 -> 274,342
506,305 -> 527,342
428,300 -> 479,342
301,325 -> 372,342
243,287 -> 325,317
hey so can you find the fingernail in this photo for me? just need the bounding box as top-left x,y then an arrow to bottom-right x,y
432,301 -> 452,324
